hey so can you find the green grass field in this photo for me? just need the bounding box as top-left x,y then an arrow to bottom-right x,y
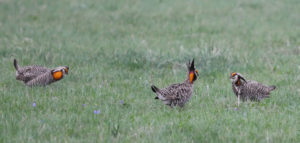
0,0 -> 299,142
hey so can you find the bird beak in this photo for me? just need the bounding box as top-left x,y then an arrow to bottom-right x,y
65,66 -> 69,74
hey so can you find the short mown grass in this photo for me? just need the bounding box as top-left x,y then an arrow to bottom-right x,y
0,0 -> 299,142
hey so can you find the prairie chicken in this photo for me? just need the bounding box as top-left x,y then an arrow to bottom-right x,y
14,59 -> 69,87
151,59 -> 199,107
230,72 -> 276,102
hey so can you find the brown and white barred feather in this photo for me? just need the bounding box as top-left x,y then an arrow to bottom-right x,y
14,59 -> 50,83
13,59 -> 68,87
25,71 -> 57,87
152,83 -> 193,107
151,59 -> 198,107
231,73 -> 276,101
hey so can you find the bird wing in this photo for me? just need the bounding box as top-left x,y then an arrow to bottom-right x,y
243,80 -> 271,95
18,66 -> 50,82
159,83 -> 192,100
25,71 -> 52,86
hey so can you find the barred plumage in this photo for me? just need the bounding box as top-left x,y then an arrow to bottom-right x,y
151,59 -> 199,107
230,72 -> 276,102
14,59 -> 69,87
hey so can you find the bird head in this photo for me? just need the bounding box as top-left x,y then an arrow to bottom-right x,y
230,72 -> 247,85
187,59 -> 199,83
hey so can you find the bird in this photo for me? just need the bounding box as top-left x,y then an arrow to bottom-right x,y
230,72 -> 276,103
151,59 -> 199,107
13,59 -> 69,87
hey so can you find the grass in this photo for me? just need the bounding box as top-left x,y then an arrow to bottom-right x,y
0,0 -> 299,142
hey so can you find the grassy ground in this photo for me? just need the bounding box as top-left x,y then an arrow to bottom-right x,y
0,0 -> 299,142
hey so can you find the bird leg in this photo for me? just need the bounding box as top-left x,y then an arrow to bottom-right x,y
237,88 -> 241,107
238,94 -> 240,107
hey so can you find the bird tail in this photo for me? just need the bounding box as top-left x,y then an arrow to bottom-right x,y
13,59 -> 19,71
269,85 -> 276,91
151,85 -> 159,93
151,85 -> 160,99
